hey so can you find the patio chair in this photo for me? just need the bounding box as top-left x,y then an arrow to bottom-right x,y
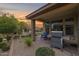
41,32 -> 49,40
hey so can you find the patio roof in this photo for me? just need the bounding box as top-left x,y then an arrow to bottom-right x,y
26,3 -> 78,22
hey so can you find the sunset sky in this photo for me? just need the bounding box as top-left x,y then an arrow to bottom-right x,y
0,3 -> 46,28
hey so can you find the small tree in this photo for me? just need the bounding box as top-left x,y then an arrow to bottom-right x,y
0,14 -> 20,40
19,22 -> 29,34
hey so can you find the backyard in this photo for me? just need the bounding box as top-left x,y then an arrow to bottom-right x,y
0,3 -> 79,56
0,14 -> 78,56
0,14 -> 55,56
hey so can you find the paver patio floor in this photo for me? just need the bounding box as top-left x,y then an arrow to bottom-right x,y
9,36 -> 50,56
9,36 -> 78,56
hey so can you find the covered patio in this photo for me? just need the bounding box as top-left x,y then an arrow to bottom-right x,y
26,3 -> 79,55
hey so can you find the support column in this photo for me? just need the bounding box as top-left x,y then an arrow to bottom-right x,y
74,16 -> 78,44
43,21 -> 46,32
63,18 -> 66,36
76,14 -> 79,55
31,20 -> 36,41
49,22 -> 52,33
76,6 -> 79,55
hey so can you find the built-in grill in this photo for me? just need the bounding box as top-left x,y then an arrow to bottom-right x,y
50,31 -> 63,49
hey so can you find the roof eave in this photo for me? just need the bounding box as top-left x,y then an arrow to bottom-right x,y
26,3 -> 70,19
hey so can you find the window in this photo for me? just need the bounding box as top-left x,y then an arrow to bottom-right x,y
53,24 -> 63,31
65,25 -> 74,35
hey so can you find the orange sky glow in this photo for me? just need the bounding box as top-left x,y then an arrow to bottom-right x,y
6,10 -> 43,28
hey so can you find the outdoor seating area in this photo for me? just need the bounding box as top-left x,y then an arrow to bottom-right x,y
26,3 -> 79,55
4,35 -> 78,56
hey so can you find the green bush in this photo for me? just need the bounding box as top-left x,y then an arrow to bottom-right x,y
0,38 -> 3,42
0,43 -> 3,48
0,42 -> 10,51
35,47 -> 55,56
0,42 -> 5,48
25,36 -> 33,46
6,35 -> 11,41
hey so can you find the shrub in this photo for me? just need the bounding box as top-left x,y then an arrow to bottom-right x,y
6,35 -> 11,41
0,42 -> 10,51
25,36 -> 32,46
35,47 -> 55,56
0,42 -> 5,48
0,38 -> 3,42
0,43 -> 3,48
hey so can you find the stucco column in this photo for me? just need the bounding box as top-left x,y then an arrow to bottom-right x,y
74,16 -> 78,43
74,5 -> 79,55
43,21 -> 46,32
63,18 -> 66,36
76,6 -> 79,55
31,20 -> 36,41
49,22 -> 52,33
75,7 -> 79,55
76,14 -> 79,55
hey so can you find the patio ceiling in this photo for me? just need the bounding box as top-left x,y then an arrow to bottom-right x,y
26,4 -> 78,22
